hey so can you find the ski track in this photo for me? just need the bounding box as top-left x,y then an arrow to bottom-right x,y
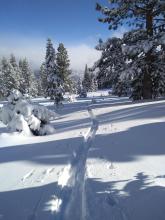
50,105 -> 98,220
36,168 -> 55,183
23,168 -> 55,220
21,168 -> 55,185
22,169 -> 35,182
47,105 -> 128,220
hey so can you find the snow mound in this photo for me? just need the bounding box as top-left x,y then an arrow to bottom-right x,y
0,90 -> 58,136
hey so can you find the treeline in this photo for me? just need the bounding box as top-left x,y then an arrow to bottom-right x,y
0,39 -> 76,102
0,55 -> 38,98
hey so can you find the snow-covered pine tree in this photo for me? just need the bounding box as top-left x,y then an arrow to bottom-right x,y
18,59 -> 26,94
40,62 -> 47,96
9,54 -> 24,92
56,43 -> 72,92
45,38 -> 64,105
96,0 -> 165,100
93,77 -> 98,91
76,78 -> 83,95
82,64 -> 92,92
92,38 -> 110,89
0,65 -> 4,99
21,58 -> 31,93
19,58 -> 38,96
90,71 -> 98,92
0,57 -> 18,97
93,37 -> 127,95
151,47 -> 165,98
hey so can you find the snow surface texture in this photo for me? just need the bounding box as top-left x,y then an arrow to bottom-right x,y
0,91 -> 165,220
0,90 -> 57,136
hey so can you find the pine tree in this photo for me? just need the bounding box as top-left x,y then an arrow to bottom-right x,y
93,76 -> 98,91
19,58 -> 37,96
56,43 -> 72,92
45,38 -> 63,104
82,64 -> 92,92
40,62 -> 47,96
96,0 -> 165,100
1,57 -> 18,96
93,37 -> 127,95
77,78 -> 83,95
90,71 -> 98,92
9,54 -> 23,91
0,65 -> 5,98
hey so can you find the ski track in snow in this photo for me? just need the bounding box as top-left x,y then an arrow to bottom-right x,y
22,169 -> 35,182
21,168 -> 55,185
48,105 -> 99,220
46,105 -> 128,220
36,168 -> 55,183
22,168 -> 56,220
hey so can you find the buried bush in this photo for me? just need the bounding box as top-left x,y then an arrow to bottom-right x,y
0,89 -> 58,136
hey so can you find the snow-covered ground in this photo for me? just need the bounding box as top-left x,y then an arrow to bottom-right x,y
0,92 -> 165,220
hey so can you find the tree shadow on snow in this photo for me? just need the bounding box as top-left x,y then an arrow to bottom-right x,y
97,101 -> 165,124
0,182 -> 62,220
52,117 -> 91,133
0,136 -> 83,165
89,121 -> 165,162
51,100 -> 165,136
86,172 -> 165,220
0,121 -> 165,165
0,172 -> 164,220
53,99 -> 165,135
45,96 -> 130,116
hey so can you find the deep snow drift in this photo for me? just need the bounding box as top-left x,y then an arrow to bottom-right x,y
0,91 -> 165,220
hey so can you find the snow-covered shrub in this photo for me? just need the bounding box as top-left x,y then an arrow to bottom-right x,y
0,104 -> 14,125
0,89 -> 58,136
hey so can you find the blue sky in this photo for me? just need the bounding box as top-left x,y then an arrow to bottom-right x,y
0,0 -> 126,70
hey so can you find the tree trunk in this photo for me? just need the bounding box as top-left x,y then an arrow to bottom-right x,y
142,70 -> 152,99
142,9 -> 154,99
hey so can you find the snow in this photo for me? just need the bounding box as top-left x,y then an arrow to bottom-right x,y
0,91 -> 165,220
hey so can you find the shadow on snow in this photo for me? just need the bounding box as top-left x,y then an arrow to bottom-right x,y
0,172 -> 165,220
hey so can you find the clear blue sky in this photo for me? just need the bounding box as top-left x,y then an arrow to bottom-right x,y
0,0 -> 126,70
0,0 -> 112,44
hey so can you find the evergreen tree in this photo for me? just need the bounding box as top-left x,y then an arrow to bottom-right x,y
56,43 -> 72,92
96,0 -> 165,100
45,38 -> 63,104
82,64 -> 92,92
0,64 -> 5,98
19,58 -> 37,96
9,54 -> 23,91
19,59 -> 26,94
101,38 -> 124,89
93,76 -> 98,91
1,57 -> 18,96
90,71 -> 98,92
40,62 -> 47,96
93,37 -> 127,95
77,78 -> 83,95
